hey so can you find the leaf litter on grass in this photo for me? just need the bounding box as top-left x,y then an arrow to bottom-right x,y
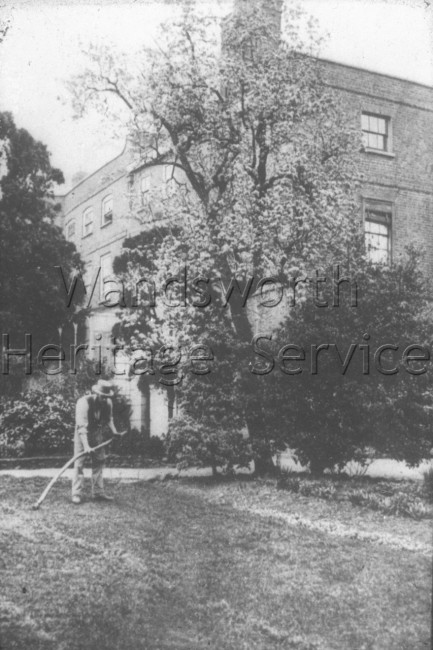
173,479 -> 432,555
0,476 -> 431,650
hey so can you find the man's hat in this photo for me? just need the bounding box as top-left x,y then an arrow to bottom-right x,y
91,379 -> 114,398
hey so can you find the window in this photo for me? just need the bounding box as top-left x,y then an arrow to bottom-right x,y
66,220 -> 75,240
240,35 -> 260,65
101,195 -> 113,227
361,113 -> 389,152
163,164 -> 173,183
364,202 -> 392,265
82,207 -> 94,237
163,164 -> 176,198
141,174 -> 151,204
100,252 -> 114,301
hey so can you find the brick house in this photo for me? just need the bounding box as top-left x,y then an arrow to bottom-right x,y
58,55 -> 433,436
318,59 -> 433,271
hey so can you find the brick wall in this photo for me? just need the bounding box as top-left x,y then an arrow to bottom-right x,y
57,57 -> 433,434
318,59 -> 433,272
59,59 -> 433,328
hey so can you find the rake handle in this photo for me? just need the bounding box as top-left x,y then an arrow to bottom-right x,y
32,438 -> 114,510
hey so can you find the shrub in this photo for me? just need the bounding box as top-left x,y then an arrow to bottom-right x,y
0,374 -> 133,458
111,428 -> 142,456
278,476 -> 338,500
145,435 -> 165,459
263,248 -> 433,474
343,456 -> 374,478
112,429 -> 165,459
111,389 -> 132,435
276,470 -> 432,519
348,489 -> 430,519
165,415 -> 252,475
0,384 -> 75,457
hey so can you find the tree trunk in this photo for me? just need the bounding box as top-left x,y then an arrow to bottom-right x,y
309,458 -> 326,477
167,385 -> 175,420
245,410 -> 278,476
225,282 -> 276,477
138,376 -> 151,441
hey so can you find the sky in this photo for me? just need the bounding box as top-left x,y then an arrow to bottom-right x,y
0,0 -> 432,190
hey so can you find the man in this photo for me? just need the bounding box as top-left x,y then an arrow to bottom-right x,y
72,379 -> 122,505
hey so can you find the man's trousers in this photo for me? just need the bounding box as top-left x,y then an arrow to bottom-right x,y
71,428 -> 106,499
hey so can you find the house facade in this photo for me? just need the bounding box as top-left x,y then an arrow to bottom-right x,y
319,59 -> 433,272
58,59 -> 433,436
58,143 -> 174,435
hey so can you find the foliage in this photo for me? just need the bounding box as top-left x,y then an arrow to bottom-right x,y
0,112 -> 84,396
110,388 -> 132,435
0,362 -> 131,457
165,414 -> 252,475
347,489 -> 430,519
0,382 -> 75,457
70,2 -> 433,475
72,1 -> 365,474
144,435 -> 166,459
261,247 -> 433,473
277,471 -> 432,519
111,429 -> 165,459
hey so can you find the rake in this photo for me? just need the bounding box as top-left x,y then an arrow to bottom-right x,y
31,438 -> 115,510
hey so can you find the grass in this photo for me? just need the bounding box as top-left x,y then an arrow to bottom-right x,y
0,475 -> 431,650
276,472 -> 433,519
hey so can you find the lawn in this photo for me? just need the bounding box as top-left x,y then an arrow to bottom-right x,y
0,475 -> 431,650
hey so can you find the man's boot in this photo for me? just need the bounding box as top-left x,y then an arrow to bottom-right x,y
94,493 -> 114,502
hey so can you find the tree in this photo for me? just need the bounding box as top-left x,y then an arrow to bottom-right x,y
70,1 -> 366,474
0,112 -> 83,390
260,247 -> 433,474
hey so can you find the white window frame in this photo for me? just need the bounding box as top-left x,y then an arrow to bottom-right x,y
82,207 -> 94,237
141,173 -> 151,204
364,200 -> 392,265
361,112 -> 390,152
101,195 -> 113,227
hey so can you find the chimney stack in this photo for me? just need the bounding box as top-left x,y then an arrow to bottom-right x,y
232,0 -> 283,37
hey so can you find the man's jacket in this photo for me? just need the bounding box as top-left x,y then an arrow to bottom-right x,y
75,394 -> 113,447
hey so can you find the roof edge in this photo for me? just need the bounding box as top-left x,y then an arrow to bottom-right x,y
62,138 -> 130,198
316,55 -> 433,92
60,57 -> 433,199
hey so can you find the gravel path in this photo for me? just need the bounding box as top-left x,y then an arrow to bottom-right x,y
0,457 -> 432,481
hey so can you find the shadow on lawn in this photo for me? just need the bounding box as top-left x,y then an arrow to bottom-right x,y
176,469 -> 433,520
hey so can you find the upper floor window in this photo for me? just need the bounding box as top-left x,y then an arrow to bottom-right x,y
361,113 -> 390,152
141,174 -> 151,204
82,207 -> 94,237
163,164 -> 173,183
102,195 -> 113,227
66,220 -> 75,240
163,164 -> 176,197
364,201 -> 392,265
